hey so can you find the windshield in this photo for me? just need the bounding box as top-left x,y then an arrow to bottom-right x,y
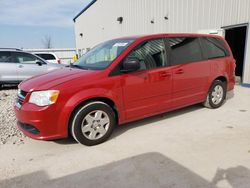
74,39 -> 135,70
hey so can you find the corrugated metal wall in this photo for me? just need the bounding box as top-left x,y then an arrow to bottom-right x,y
74,0 -> 250,84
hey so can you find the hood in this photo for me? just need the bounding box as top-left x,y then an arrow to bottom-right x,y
46,62 -> 65,68
20,68 -> 96,92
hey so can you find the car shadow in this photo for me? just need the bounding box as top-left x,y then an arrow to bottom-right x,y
1,152 -> 249,188
53,137 -> 78,145
211,166 -> 250,187
111,104 -> 204,140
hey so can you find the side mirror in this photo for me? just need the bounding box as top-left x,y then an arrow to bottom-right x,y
36,61 -> 43,66
121,58 -> 140,73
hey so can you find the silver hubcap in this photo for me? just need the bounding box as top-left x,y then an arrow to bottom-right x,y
81,110 -> 110,140
211,85 -> 224,105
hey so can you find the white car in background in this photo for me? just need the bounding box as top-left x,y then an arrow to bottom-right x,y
35,52 -> 61,64
0,49 -> 64,88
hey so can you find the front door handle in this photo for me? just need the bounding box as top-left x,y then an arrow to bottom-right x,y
159,72 -> 171,78
175,69 -> 184,74
18,65 -> 24,68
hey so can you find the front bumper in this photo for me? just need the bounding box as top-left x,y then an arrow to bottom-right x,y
14,102 -> 67,140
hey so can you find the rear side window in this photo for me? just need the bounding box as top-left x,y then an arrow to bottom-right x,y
0,52 -> 12,63
127,38 -> 167,70
169,37 -> 202,65
201,37 -> 229,59
36,54 -> 56,60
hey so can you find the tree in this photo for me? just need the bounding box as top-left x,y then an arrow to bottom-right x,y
42,35 -> 52,49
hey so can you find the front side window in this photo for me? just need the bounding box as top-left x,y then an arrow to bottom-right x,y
169,37 -> 202,65
126,38 -> 167,70
14,52 -> 40,64
75,39 -> 134,70
0,52 -> 12,63
201,37 -> 229,59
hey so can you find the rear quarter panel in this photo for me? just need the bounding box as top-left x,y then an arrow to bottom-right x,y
204,36 -> 235,92
208,56 -> 234,91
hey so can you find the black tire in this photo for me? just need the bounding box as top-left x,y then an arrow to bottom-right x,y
70,101 -> 116,146
203,80 -> 227,109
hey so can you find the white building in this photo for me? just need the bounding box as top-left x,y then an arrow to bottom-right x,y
74,0 -> 250,85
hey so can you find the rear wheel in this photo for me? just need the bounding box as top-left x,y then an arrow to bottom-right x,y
203,80 -> 227,108
70,101 -> 116,146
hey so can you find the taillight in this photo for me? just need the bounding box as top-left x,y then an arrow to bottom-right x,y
57,59 -> 61,64
231,59 -> 236,83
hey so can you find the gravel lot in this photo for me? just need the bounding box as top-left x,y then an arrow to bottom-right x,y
0,88 -> 25,145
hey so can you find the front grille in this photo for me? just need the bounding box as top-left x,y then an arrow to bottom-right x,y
18,122 -> 40,135
19,90 -> 27,97
16,89 -> 28,107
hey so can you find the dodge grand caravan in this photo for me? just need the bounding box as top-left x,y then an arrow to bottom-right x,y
15,33 -> 235,146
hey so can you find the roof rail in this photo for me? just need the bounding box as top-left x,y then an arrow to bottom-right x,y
0,48 -> 22,51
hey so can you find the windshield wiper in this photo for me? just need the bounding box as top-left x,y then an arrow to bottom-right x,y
66,64 -> 85,69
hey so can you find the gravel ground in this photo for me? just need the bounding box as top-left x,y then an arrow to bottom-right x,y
0,88 -> 25,145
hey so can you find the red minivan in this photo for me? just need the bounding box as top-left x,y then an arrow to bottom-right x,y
14,33 -> 235,146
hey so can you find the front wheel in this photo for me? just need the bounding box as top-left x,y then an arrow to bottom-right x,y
70,101 -> 116,146
203,80 -> 227,108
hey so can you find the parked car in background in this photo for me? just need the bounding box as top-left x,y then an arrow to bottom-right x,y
0,48 -> 64,88
35,52 -> 61,64
15,33 -> 235,146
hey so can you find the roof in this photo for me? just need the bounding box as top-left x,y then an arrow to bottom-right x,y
115,33 -> 224,40
0,48 -> 22,52
73,0 -> 97,22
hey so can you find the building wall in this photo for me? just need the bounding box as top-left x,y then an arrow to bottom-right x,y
74,0 -> 250,84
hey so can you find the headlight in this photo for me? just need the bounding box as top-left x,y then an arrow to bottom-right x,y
29,90 -> 60,107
